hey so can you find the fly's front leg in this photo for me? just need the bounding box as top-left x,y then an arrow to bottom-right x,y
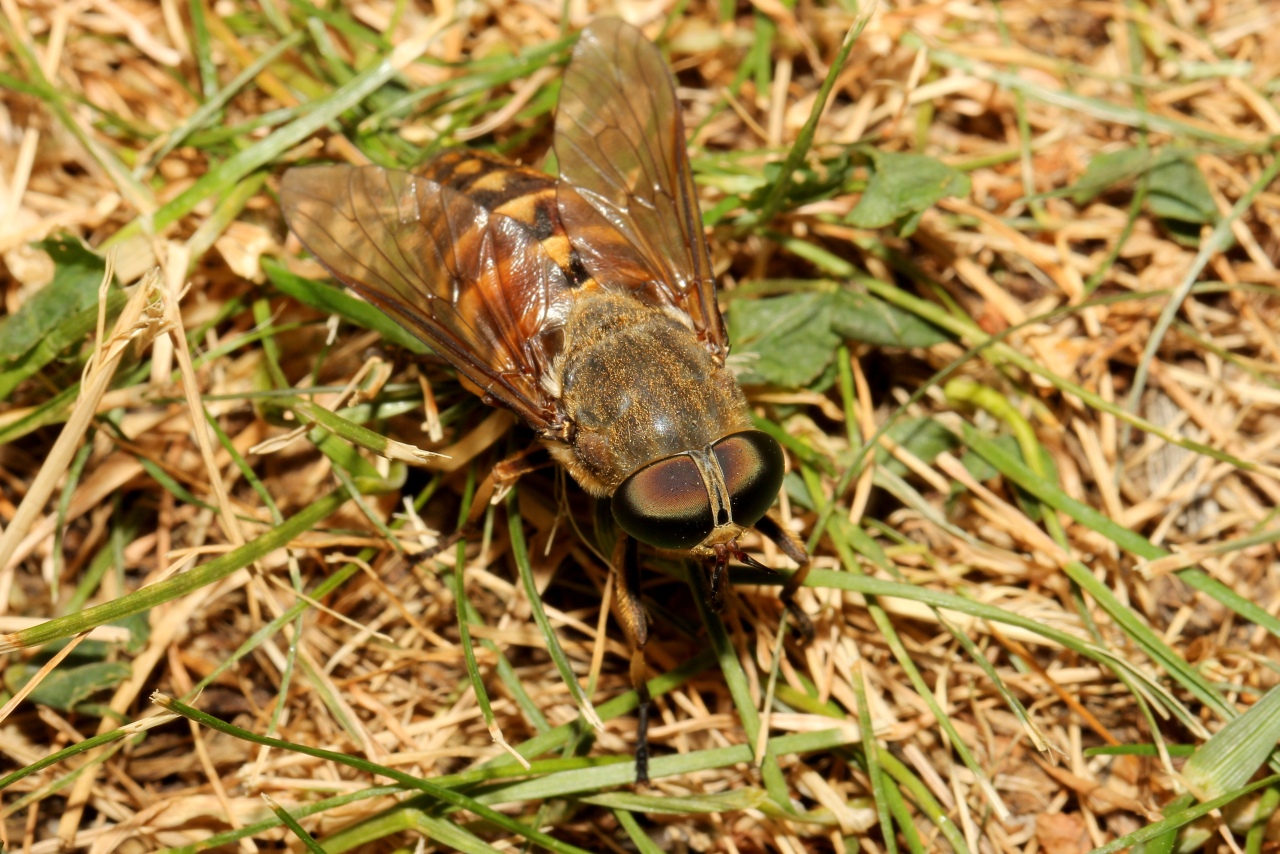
414,443 -> 553,564
611,531 -> 652,784
753,512 -> 815,642
706,543 -> 730,613
472,443 -> 553,512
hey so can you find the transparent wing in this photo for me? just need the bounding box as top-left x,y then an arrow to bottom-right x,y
280,164 -> 574,431
554,17 -> 728,358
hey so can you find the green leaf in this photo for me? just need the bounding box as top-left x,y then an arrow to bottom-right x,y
1069,147 -> 1154,205
1069,148 -> 1216,226
262,258 -> 431,356
745,152 -> 854,213
959,433 -> 1060,522
959,447 -> 999,482
730,292 -> 840,387
875,417 -> 958,477
134,454 -> 216,512
1147,154 -> 1216,224
783,470 -> 815,510
0,237 -> 107,363
847,148 -> 971,232
4,660 -> 131,712
115,611 -> 151,656
0,289 -> 129,401
1183,683 -> 1280,801
830,289 -> 949,348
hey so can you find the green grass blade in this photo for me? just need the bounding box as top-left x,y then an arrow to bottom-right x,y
687,563 -> 793,811
0,489 -> 350,652
104,22 -> 453,249
1183,684 -> 1280,800
155,694 -> 595,854
750,18 -> 865,228
506,488 -> 603,732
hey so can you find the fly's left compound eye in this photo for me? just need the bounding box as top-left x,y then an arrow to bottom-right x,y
712,430 -> 785,530
612,455 -> 715,551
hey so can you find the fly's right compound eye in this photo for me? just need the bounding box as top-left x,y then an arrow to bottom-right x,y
612,455 -> 714,551
711,430 -> 785,532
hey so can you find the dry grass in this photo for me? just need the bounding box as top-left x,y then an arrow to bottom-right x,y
1,1 -> 1279,852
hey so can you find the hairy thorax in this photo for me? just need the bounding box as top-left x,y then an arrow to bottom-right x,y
548,291 -> 752,496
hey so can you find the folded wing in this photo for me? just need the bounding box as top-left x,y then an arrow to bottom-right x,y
554,17 -> 728,360
280,164 -> 574,432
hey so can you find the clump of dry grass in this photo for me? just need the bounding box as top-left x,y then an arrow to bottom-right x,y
1,1 -> 1279,852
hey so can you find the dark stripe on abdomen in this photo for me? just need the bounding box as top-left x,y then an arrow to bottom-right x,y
421,150 -> 596,289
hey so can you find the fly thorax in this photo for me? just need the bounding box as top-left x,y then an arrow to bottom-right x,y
557,295 -> 752,493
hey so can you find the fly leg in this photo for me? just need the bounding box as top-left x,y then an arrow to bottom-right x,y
707,544 -> 731,613
753,513 -> 815,642
413,443 -> 552,564
611,531 -> 652,784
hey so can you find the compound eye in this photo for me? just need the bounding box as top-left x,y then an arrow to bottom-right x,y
612,455 -> 714,551
712,431 -> 785,530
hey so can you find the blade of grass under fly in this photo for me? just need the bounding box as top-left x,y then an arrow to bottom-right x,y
449,470 -> 528,767
471,728 -> 860,805
853,660 -> 898,854
328,804 -> 505,854
316,730 -> 865,850
584,789 -> 769,815
686,563 -> 793,812
506,488 -> 603,732
435,483 -> 554,737
469,648 -> 718,778
801,463 -> 1009,821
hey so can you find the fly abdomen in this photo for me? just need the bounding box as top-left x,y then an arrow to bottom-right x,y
422,150 -> 589,284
